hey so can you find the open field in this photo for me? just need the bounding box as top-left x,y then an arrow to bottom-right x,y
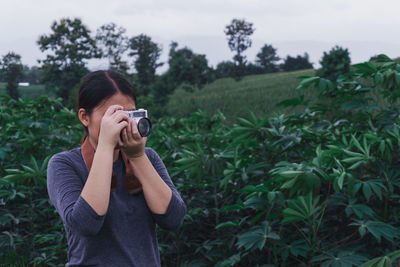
166,69 -> 319,124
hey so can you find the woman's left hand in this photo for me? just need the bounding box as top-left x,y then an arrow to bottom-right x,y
120,119 -> 147,159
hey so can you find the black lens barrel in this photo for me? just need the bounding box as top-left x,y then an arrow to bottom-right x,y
137,118 -> 152,137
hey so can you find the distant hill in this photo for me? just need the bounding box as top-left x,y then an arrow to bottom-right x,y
166,69 -> 318,124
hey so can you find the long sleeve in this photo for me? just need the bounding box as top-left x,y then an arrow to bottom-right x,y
146,148 -> 187,231
47,152 -> 106,236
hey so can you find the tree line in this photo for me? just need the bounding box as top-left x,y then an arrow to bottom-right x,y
0,17 -> 351,110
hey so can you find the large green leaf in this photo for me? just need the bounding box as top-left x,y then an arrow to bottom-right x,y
361,250 -> 400,267
311,250 -> 368,267
282,193 -> 320,224
353,180 -> 387,202
236,221 -> 280,251
349,220 -> 400,242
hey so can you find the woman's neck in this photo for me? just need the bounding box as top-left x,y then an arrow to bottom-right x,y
87,136 -> 120,162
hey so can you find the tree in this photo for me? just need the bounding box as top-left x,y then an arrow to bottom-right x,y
369,55 -> 380,62
255,44 -> 280,73
22,66 -> 44,85
0,52 -> 23,100
168,42 -> 213,87
317,45 -> 351,81
95,23 -> 129,74
242,63 -> 264,76
37,17 -> 101,103
128,34 -> 162,94
151,73 -> 176,105
150,42 -> 214,106
281,53 -> 313,72
224,18 -> 255,79
215,61 -> 235,78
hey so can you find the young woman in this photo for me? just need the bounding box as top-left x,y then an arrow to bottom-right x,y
47,70 -> 186,266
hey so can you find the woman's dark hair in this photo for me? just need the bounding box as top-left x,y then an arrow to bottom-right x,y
78,70 -> 136,115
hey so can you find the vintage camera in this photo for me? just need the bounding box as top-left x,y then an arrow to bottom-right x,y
125,109 -> 152,137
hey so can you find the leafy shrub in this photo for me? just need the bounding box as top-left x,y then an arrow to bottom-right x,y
155,54 -> 400,266
317,45 -> 351,81
0,94 -> 82,265
281,53 -> 313,72
215,61 -> 235,79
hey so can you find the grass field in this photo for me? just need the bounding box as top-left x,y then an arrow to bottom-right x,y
166,69 -> 318,124
0,82 -> 46,99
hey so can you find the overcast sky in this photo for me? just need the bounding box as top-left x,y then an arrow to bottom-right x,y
0,0 -> 399,72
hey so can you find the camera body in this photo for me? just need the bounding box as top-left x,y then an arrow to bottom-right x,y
125,109 -> 152,137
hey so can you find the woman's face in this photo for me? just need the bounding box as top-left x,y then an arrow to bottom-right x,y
79,92 -> 136,149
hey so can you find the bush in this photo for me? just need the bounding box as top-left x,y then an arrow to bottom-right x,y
153,54 -> 400,266
281,53 -> 313,71
317,45 -> 351,81
215,61 -> 235,79
0,95 -> 82,265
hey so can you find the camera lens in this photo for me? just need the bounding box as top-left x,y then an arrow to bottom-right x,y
137,118 -> 152,137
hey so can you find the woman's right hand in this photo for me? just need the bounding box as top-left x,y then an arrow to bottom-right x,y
97,105 -> 129,149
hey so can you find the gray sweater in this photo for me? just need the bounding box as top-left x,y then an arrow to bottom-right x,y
47,147 -> 187,267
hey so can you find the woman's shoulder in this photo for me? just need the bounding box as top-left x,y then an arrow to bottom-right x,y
47,147 -> 87,188
48,147 -> 83,167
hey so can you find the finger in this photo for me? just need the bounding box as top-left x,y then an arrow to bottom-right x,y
130,120 -> 135,134
126,120 -> 134,141
131,120 -> 141,138
121,127 -> 128,143
118,124 -> 128,147
104,105 -> 124,116
117,120 -> 129,133
112,111 -> 129,123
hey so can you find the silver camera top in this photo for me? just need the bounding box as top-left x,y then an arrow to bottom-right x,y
126,109 -> 148,121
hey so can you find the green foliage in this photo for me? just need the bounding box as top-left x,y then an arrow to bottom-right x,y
236,221 -> 280,251
2,54 -> 400,266
167,42 -> 214,88
317,45 -> 351,81
0,52 -> 23,100
361,250 -> 400,267
37,17 -> 101,103
224,18 -> 255,79
0,82 -> 45,99
22,65 -> 44,85
151,42 -> 215,106
0,95 -> 82,265
95,23 -> 129,74
282,193 -> 320,224
215,60 -> 235,78
255,44 -> 280,73
151,71 -> 177,105
281,53 -> 313,71
311,251 -> 368,267
128,34 -> 163,89
160,54 -> 400,265
166,69 -> 317,125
